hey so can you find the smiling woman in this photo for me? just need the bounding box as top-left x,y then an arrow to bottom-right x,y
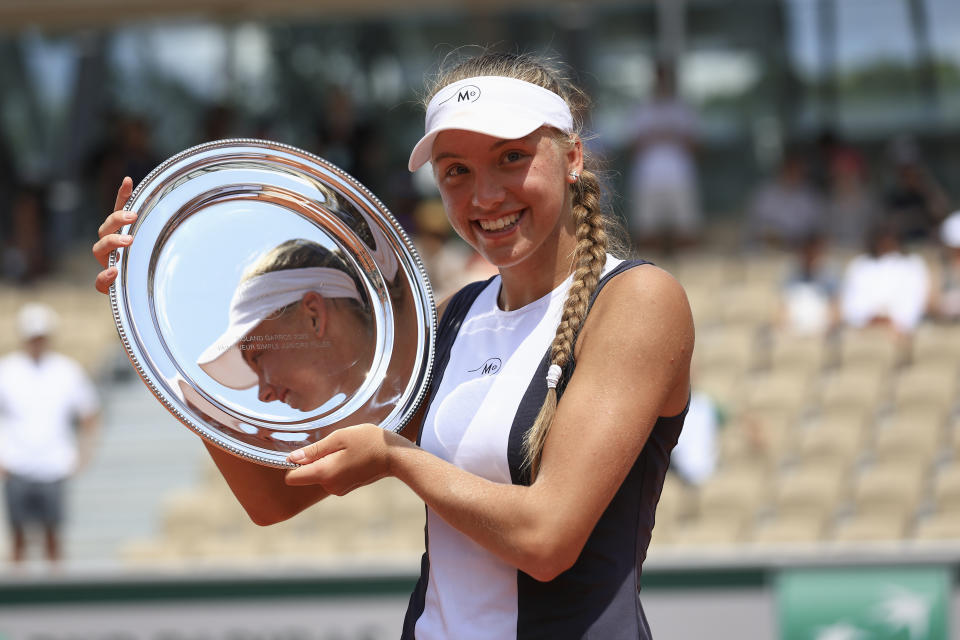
91,49 -> 694,640
196,238 -> 375,412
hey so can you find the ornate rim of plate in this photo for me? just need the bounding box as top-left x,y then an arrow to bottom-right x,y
108,139 -> 436,468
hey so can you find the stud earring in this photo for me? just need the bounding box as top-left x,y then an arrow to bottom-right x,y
568,171 -> 579,183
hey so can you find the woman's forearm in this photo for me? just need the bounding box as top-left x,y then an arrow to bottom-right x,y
205,441 -> 329,526
387,439 -> 581,581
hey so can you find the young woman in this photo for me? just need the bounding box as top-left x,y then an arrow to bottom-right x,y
93,52 -> 694,639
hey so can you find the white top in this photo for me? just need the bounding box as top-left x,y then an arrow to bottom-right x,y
840,252 -> 930,332
0,351 -> 100,481
415,257 -> 622,640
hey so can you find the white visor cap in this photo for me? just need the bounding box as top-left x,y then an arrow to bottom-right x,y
408,76 -> 574,172
197,267 -> 362,390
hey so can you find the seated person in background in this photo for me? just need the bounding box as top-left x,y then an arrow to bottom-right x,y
825,151 -> 877,250
745,151 -> 825,249
883,136 -> 951,244
931,211 -> 960,322
776,233 -> 841,336
839,223 -> 930,335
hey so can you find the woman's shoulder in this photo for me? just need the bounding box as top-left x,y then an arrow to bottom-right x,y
597,260 -> 688,310
582,261 -> 692,348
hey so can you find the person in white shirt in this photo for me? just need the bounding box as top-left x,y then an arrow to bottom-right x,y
840,223 -> 931,334
0,303 -> 100,565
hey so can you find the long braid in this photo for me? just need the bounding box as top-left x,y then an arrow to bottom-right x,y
523,168 -> 607,480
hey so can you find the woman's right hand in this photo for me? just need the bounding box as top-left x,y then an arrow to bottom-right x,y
92,177 -> 137,294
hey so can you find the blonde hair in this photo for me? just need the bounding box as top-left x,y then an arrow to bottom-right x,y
427,51 -> 627,480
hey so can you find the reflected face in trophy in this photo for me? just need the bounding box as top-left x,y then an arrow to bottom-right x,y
239,291 -> 356,411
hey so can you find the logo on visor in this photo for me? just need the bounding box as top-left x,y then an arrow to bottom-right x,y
439,84 -> 481,105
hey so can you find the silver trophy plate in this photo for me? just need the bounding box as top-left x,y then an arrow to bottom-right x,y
109,139 -> 436,468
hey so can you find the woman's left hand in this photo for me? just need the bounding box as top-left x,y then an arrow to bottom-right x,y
284,424 -> 408,496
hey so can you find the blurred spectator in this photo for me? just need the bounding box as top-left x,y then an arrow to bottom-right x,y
931,211 -> 960,322
0,304 -> 101,566
411,198 -> 473,301
88,114 -> 160,222
811,128 -> 862,192
0,135 -> 14,239
670,389 -> 720,486
776,234 -> 841,336
627,61 -> 701,253
352,120 -> 418,233
883,136 -> 951,243
200,103 -> 237,143
839,222 -> 930,334
825,151 -> 878,249
2,184 -> 50,284
314,86 -> 360,175
745,151 -> 825,249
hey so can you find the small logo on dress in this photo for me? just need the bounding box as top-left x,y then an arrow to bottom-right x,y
468,357 -> 501,376
439,84 -> 481,105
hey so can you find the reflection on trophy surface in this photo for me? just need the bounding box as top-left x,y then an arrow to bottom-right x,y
197,239 -> 375,413
107,140 -> 435,466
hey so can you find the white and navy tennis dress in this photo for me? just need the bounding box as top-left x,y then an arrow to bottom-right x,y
401,257 -> 686,640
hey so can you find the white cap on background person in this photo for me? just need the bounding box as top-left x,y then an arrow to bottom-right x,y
17,303 -> 59,340
941,211 -> 960,249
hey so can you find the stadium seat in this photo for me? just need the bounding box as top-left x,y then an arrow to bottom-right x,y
696,467 -> 769,521
657,473 -> 695,526
773,463 -> 848,519
830,510 -> 909,543
852,461 -> 928,516
749,512 -> 827,545
796,410 -> 869,468
674,253 -> 740,289
715,283 -> 780,328
871,407 -> 946,466
912,511 -> 960,541
669,513 -> 747,547
693,325 -> 760,378
684,285 -> 723,329
693,370 -> 742,414
740,251 -> 790,287
932,464 -> 960,512
768,333 -> 831,375
818,365 -> 890,413
741,370 -> 813,416
121,538 -> 188,566
912,324 -> 960,366
718,408 -> 796,469
892,362 -> 958,412
838,327 -> 906,371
